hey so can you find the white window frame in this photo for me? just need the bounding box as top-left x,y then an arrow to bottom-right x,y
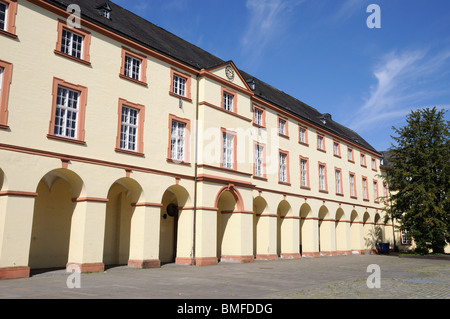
0,1 -> 7,31
255,144 -> 263,177
300,158 -> 308,188
319,164 -> 326,191
318,135 -> 324,150
173,74 -> 186,97
350,174 -> 356,197
335,170 -> 342,194
279,118 -> 286,135
124,54 -> 141,81
120,106 -> 139,152
61,28 -> 84,59
401,229 -> 411,245
54,86 -> 80,139
223,92 -> 233,112
362,177 -> 368,199
299,127 -> 306,144
254,108 -> 263,126
171,120 -> 186,161
222,132 -> 234,169
279,152 -> 287,183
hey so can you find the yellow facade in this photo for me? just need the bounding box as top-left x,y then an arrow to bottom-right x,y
0,0 -> 396,280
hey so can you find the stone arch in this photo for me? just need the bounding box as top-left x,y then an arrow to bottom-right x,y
374,212 -> 384,243
0,168 -> 6,191
350,210 -> 362,253
318,205 -> 333,255
277,200 -> 292,257
215,185 -> 244,261
103,177 -> 144,267
335,207 -> 348,255
29,169 -> 85,271
299,203 -> 313,255
253,196 -> 270,258
160,184 -> 191,264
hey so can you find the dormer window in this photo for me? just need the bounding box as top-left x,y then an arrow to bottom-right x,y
97,3 -> 111,19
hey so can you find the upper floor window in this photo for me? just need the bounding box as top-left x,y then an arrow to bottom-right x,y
222,130 -> 236,169
362,177 -> 369,200
254,143 -> 265,178
55,20 -> 91,64
279,151 -> 289,183
277,116 -> 289,137
373,180 -> 379,203
168,114 -> 191,164
0,2 -> 7,31
48,78 -> 87,143
333,141 -> 341,157
335,168 -> 343,195
300,156 -> 310,189
170,69 -> 192,102
299,125 -> 308,145
120,106 -> 139,152
222,88 -> 236,112
120,47 -> 147,86
0,59 -> 12,128
253,106 -> 265,127
361,153 -> 367,167
318,163 -> 328,192
115,99 -> 145,155
317,134 -> 325,152
0,0 -> 17,37
371,157 -> 377,171
348,147 -> 354,162
349,173 -> 356,198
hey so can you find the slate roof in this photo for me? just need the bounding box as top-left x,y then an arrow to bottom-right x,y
44,0 -> 380,155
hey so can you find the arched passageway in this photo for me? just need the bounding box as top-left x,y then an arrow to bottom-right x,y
103,178 -> 143,267
29,169 -> 84,271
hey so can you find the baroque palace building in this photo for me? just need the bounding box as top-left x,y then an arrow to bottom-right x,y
0,0 -> 394,280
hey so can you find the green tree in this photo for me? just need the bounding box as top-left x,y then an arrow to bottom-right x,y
384,107 -> 449,254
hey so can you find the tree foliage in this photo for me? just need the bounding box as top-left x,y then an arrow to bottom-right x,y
384,107 -> 450,254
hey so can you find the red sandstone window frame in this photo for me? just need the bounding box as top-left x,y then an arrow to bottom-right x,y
335,167 -> 343,196
221,87 -> 237,113
48,77 -> 87,145
348,147 -> 355,163
371,157 -> 377,171
279,149 -> 290,185
349,172 -> 357,199
318,162 -> 328,193
333,141 -> 341,158
0,0 -> 17,39
169,68 -> 192,102
362,176 -> 369,201
167,114 -> 191,165
299,155 -> 310,190
277,115 -> 289,138
54,19 -> 91,65
0,59 -> 12,129
298,124 -> 308,146
360,152 -> 367,167
221,127 -> 237,170
373,179 -> 379,203
253,141 -> 267,179
253,104 -> 266,128
119,46 -> 148,86
317,133 -> 326,152
115,98 -> 145,156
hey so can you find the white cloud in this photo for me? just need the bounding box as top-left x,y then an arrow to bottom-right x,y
348,48 -> 450,132
240,0 -> 304,66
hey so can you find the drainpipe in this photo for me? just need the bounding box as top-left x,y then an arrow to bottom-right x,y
192,72 -> 200,265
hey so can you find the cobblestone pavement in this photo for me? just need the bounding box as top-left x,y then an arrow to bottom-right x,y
0,255 -> 448,299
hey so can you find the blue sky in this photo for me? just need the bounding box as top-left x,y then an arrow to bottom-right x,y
114,0 -> 450,152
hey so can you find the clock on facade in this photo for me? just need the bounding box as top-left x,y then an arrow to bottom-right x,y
225,65 -> 234,81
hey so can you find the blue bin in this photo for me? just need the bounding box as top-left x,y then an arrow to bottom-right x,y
379,243 -> 390,254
